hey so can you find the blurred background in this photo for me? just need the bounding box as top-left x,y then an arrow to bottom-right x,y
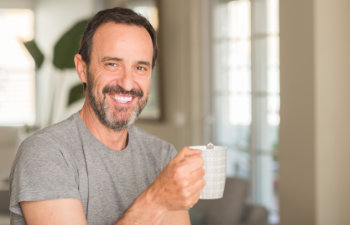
0,0 -> 349,225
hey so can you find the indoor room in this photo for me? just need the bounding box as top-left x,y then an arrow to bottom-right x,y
0,0 -> 349,225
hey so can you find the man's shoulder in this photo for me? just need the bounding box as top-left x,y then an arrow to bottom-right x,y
21,114 -> 78,150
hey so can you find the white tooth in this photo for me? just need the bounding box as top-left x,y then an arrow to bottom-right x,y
114,96 -> 132,103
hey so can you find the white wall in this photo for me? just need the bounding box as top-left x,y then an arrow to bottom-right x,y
280,0 -> 350,224
315,0 -> 350,224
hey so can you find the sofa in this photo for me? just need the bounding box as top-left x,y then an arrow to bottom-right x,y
189,177 -> 269,225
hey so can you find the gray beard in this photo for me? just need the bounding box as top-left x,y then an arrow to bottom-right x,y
86,70 -> 147,131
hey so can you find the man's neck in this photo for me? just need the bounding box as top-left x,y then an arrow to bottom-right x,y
79,104 -> 129,151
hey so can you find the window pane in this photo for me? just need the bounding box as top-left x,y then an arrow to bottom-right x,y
214,94 -> 251,148
213,93 -> 251,178
229,40 -> 251,70
267,0 -> 279,34
228,0 -> 250,38
228,66 -> 251,94
268,95 -> 280,125
213,2 -> 229,39
229,94 -> 251,125
213,40 -> 230,92
267,36 -> 279,74
252,0 -> 279,35
0,9 -> 35,125
0,70 -> 35,124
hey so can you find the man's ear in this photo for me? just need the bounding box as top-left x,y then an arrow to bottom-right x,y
74,54 -> 87,84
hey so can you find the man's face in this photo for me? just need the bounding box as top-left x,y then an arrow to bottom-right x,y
86,22 -> 153,130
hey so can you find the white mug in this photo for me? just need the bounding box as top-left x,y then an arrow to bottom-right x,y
190,145 -> 227,199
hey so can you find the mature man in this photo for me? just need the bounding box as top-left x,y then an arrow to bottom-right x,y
9,7 -> 205,225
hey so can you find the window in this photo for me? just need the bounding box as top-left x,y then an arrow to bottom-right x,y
211,0 -> 279,223
0,9 -> 35,125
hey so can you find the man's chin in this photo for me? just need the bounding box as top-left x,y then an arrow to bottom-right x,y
104,111 -> 139,131
100,98 -> 147,130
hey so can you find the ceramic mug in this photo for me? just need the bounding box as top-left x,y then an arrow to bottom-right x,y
190,145 -> 227,199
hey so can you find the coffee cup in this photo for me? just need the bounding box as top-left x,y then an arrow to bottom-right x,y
190,144 -> 227,199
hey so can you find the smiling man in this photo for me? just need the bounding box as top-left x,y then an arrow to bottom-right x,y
9,7 -> 205,225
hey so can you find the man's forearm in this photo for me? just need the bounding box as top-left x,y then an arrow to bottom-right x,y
115,189 -> 191,225
114,188 -> 166,225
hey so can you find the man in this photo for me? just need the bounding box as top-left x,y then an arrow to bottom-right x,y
9,7 -> 205,225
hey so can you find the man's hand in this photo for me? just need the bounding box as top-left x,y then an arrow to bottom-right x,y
146,146 -> 206,211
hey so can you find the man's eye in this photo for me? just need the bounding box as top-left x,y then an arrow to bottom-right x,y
107,63 -> 117,67
104,62 -> 119,72
136,66 -> 146,71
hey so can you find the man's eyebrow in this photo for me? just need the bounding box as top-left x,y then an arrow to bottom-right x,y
138,61 -> 152,67
101,57 -> 123,62
101,57 -> 151,67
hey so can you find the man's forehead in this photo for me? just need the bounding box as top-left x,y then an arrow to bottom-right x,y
92,22 -> 151,48
90,22 -> 153,64
93,22 -> 150,42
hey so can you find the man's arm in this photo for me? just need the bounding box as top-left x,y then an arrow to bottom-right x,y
21,200 -> 190,225
21,147 -> 204,225
21,200 -> 191,225
21,199 -> 87,225
162,210 -> 191,225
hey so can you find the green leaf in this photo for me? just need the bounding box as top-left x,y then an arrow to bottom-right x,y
67,83 -> 84,107
53,19 -> 89,70
23,40 -> 44,69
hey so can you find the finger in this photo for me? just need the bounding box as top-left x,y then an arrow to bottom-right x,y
188,177 -> 206,195
173,147 -> 189,161
182,155 -> 204,172
184,147 -> 202,157
190,192 -> 202,207
173,147 -> 201,162
190,166 -> 205,178
186,180 -> 205,208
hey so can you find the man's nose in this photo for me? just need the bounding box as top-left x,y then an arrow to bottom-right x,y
118,68 -> 134,91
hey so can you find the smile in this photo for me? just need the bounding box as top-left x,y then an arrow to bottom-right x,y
113,95 -> 133,104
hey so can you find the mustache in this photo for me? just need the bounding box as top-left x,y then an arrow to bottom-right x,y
102,85 -> 144,98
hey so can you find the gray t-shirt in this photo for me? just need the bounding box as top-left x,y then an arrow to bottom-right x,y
9,113 -> 177,225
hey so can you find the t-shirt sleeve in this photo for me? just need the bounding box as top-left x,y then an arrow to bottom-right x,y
9,134 -> 81,216
161,143 -> 177,170
168,144 -> 177,160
